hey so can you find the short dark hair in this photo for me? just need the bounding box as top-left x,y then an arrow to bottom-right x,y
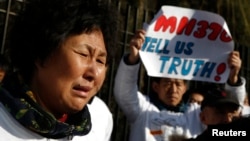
151,76 -> 188,84
7,0 -> 120,83
200,87 -> 240,110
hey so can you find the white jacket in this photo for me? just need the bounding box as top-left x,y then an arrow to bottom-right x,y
0,96 -> 113,141
113,57 -> 246,141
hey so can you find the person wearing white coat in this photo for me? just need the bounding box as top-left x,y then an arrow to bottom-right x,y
0,0 -> 119,140
113,29 -> 246,141
0,96 -> 113,141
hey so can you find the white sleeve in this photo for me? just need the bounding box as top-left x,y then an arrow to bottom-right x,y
225,76 -> 246,107
113,56 -> 150,123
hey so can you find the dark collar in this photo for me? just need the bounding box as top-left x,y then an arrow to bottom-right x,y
0,81 -> 91,139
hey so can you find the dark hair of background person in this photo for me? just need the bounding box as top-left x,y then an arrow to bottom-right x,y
182,83 -> 222,103
5,0 -> 121,84
0,54 -> 9,73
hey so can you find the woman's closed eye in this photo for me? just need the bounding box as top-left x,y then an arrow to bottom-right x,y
79,52 -> 88,57
96,58 -> 106,65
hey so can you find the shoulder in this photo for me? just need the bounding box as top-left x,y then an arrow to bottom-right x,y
0,103 -> 43,139
85,97 -> 113,140
88,96 -> 112,116
89,96 -> 106,106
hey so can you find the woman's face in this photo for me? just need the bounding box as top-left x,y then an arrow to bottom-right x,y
32,30 -> 107,117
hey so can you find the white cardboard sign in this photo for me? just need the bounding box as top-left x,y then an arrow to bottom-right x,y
140,6 -> 234,83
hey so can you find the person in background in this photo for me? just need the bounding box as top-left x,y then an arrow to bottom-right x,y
0,0 -> 120,140
113,29 -> 246,141
0,54 -> 9,84
170,89 -> 250,141
185,88 -> 206,105
183,115 -> 250,141
184,84 -> 221,105
199,88 -> 241,125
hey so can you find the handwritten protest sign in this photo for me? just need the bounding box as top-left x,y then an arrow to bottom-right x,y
139,6 -> 234,83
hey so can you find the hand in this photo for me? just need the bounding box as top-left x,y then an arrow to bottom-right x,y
227,51 -> 241,84
128,29 -> 146,64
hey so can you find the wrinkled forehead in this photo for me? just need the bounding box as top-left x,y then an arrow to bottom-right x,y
190,92 -> 204,98
160,78 -> 186,83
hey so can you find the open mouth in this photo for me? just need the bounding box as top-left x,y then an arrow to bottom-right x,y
72,85 -> 92,98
